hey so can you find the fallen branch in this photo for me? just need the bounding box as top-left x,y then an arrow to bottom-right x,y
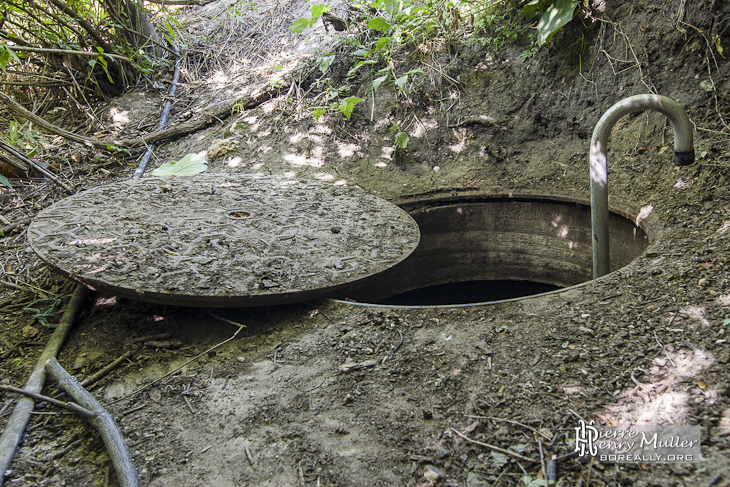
1,87 -> 281,150
0,384 -> 94,417
116,87 -> 282,147
0,284 -> 89,485
80,350 -> 135,388
0,91 -> 112,149
46,357 -> 139,487
0,140 -> 74,193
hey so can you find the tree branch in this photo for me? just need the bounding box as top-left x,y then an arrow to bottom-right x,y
6,45 -> 132,62
0,91 -> 115,149
46,0 -> 115,54
45,357 -> 140,487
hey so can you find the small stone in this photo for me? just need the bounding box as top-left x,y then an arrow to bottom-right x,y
699,278 -> 708,286
467,471 -> 492,487
207,138 -> 239,159
423,465 -> 442,481
433,166 -> 440,171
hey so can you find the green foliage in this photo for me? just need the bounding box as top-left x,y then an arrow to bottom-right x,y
2,120 -> 49,158
318,53 -> 336,73
149,154 -> 208,177
290,3 -> 330,33
391,123 -> 409,149
229,0 -> 259,21
522,475 -> 556,487
0,175 -> 12,189
338,96 -> 363,120
0,0 -> 173,99
523,0 -> 579,46
106,144 -> 131,155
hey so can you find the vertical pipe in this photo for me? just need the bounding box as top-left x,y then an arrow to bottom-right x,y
132,46 -> 181,180
590,94 -> 694,278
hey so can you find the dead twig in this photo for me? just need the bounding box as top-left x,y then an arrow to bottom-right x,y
105,325 -> 243,406
538,438 -> 549,487
464,415 -> 552,441
208,313 -> 247,329
388,328 -> 404,361
0,384 -> 91,416
450,428 -> 539,464
80,350 -> 135,388
244,442 -> 256,470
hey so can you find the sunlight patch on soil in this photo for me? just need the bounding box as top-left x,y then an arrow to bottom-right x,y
601,347 -> 716,426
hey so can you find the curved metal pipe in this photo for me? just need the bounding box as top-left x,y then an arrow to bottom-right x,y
590,94 -> 695,278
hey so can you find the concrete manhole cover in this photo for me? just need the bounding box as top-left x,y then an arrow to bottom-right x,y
28,174 -> 420,306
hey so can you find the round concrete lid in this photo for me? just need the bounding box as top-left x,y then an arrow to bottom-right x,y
28,174 -> 420,306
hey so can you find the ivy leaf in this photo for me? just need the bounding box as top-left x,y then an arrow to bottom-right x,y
395,131 -> 409,149
0,174 -> 12,189
289,18 -> 309,33
310,4 -> 328,18
372,74 -> 388,92
312,107 -> 326,120
375,36 -> 392,51
537,0 -> 579,46
338,97 -> 363,120
149,153 -> 208,177
318,54 -> 335,73
394,75 -> 408,92
367,17 -> 391,32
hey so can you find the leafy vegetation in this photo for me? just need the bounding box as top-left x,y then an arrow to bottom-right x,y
522,0 -> 579,46
149,153 -> 208,177
0,0 -> 169,98
288,0 -> 585,149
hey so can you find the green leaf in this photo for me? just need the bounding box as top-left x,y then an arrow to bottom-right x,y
375,36 -> 392,51
367,17 -> 391,32
394,75 -> 408,91
522,0 -> 541,19
318,54 -> 335,73
352,48 -> 371,57
149,153 -> 208,177
338,96 -> 363,120
0,49 -> 10,69
0,174 -> 12,189
97,55 -> 114,83
165,22 -> 176,42
404,68 -> 425,77
395,131 -> 409,149
347,59 -> 376,77
310,4 -> 328,18
379,0 -> 401,16
290,18 -> 310,33
372,74 -> 388,92
106,144 -> 131,155
312,107 -> 327,120
537,0 -> 579,46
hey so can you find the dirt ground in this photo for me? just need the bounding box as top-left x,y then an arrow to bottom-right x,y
2,0 -> 730,486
